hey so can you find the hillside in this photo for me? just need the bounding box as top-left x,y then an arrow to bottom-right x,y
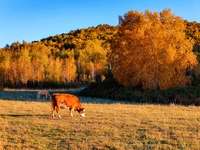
0,24 -> 117,88
0,21 -> 200,89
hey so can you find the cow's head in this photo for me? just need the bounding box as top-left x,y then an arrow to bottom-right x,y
78,108 -> 85,117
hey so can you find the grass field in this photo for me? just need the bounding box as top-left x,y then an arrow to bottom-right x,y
0,90 -> 200,150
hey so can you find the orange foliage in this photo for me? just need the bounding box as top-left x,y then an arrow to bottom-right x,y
109,9 -> 198,89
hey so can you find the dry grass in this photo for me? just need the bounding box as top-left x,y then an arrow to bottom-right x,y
0,99 -> 200,150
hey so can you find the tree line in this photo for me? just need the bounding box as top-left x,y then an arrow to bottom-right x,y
1,9 -> 200,89
0,24 -> 116,88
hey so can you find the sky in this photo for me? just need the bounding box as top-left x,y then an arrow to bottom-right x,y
0,0 -> 200,48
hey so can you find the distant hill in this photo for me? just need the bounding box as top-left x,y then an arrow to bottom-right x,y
0,21 -> 200,88
33,24 -> 117,51
2,21 -> 200,53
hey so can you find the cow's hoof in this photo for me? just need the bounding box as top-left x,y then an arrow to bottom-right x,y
58,115 -> 61,118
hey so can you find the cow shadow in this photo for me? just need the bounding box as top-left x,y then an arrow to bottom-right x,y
0,114 -> 50,117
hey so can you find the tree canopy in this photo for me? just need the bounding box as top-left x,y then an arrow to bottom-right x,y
0,11 -> 200,89
109,9 -> 198,89
0,25 -> 116,88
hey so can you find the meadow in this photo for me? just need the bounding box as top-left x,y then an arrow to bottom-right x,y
0,89 -> 200,150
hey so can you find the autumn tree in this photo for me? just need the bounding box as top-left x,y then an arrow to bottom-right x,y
109,9 -> 198,89
17,45 -> 32,86
79,39 -> 107,81
61,57 -> 77,84
30,42 -> 49,87
185,20 -> 200,53
0,51 -> 11,84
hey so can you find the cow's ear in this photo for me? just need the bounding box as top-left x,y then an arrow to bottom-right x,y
82,108 -> 85,112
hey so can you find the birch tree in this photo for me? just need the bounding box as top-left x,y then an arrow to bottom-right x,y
80,39 -> 107,81
109,9 -> 198,89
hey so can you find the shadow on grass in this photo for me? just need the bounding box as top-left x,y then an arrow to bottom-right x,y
0,114 -> 81,120
0,114 -> 50,117
78,95 -> 137,104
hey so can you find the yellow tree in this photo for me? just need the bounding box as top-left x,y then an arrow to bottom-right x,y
17,46 -> 32,86
0,50 -> 11,85
61,57 -> 77,83
80,39 -> 107,81
109,9 -> 198,89
60,49 -> 77,84
53,58 -> 62,82
9,61 -> 18,86
43,57 -> 62,83
30,42 -> 49,87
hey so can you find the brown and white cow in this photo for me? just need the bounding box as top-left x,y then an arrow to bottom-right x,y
37,90 -> 51,100
52,93 -> 85,118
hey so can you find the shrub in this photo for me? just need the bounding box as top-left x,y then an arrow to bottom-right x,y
79,79 -> 200,106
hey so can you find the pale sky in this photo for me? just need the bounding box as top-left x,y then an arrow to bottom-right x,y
0,0 -> 200,48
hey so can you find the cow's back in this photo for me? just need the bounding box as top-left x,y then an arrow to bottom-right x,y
52,93 -> 81,108
62,94 -> 83,111
52,94 -> 64,106
62,94 -> 80,106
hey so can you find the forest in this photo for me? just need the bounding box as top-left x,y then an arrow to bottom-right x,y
0,9 -> 200,90
0,24 -> 116,88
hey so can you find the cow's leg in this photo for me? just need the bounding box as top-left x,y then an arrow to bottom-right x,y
69,108 -> 74,117
52,101 -> 56,118
52,110 -> 54,118
56,105 -> 61,118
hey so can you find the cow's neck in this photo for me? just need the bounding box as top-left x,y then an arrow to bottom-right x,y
75,104 -> 83,111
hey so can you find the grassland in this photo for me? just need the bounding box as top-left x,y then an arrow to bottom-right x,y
0,93 -> 200,150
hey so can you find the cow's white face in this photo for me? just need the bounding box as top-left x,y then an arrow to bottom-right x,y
79,108 -> 85,117
80,113 -> 85,117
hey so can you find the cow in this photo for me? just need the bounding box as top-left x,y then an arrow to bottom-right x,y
51,93 -> 85,118
37,90 -> 51,100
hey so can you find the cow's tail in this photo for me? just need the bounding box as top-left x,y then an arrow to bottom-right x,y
52,94 -> 57,118
51,94 -> 56,110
